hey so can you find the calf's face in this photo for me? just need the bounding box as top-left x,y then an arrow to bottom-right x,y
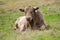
19,6 -> 39,22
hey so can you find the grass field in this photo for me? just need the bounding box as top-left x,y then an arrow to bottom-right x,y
0,0 -> 60,40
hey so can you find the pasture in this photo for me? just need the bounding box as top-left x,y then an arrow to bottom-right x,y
0,0 -> 60,40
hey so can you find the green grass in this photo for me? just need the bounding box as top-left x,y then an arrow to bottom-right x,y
0,0 -> 60,40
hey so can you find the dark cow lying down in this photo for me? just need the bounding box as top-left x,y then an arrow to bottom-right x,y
15,6 -> 46,31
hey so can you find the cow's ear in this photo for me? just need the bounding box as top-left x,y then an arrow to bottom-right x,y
19,9 -> 25,12
34,7 -> 39,10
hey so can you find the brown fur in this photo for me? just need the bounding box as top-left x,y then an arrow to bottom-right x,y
19,6 -> 46,30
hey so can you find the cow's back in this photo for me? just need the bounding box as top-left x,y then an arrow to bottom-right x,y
35,10 -> 45,29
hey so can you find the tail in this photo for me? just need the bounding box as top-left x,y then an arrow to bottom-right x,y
14,24 -> 19,30
16,24 -> 19,29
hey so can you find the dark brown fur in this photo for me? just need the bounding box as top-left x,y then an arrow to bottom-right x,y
19,6 -> 46,30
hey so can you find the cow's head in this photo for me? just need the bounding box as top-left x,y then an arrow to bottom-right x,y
19,6 -> 39,22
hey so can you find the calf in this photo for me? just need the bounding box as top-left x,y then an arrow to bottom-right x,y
15,16 -> 31,31
19,6 -> 46,30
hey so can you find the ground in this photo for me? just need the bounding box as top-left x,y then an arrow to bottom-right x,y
0,0 -> 60,40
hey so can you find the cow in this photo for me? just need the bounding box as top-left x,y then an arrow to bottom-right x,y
19,6 -> 46,30
14,16 -> 31,31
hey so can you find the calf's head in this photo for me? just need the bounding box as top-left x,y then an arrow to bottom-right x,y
19,6 -> 39,22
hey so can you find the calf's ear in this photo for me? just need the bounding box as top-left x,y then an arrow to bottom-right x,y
34,7 -> 39,10
19,9 -> 25,12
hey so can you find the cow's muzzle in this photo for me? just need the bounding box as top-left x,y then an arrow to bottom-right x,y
26,17 -> 32,22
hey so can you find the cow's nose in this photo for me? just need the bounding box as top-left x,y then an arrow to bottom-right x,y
26,17 -> 32,22
26,17 -> 30,21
